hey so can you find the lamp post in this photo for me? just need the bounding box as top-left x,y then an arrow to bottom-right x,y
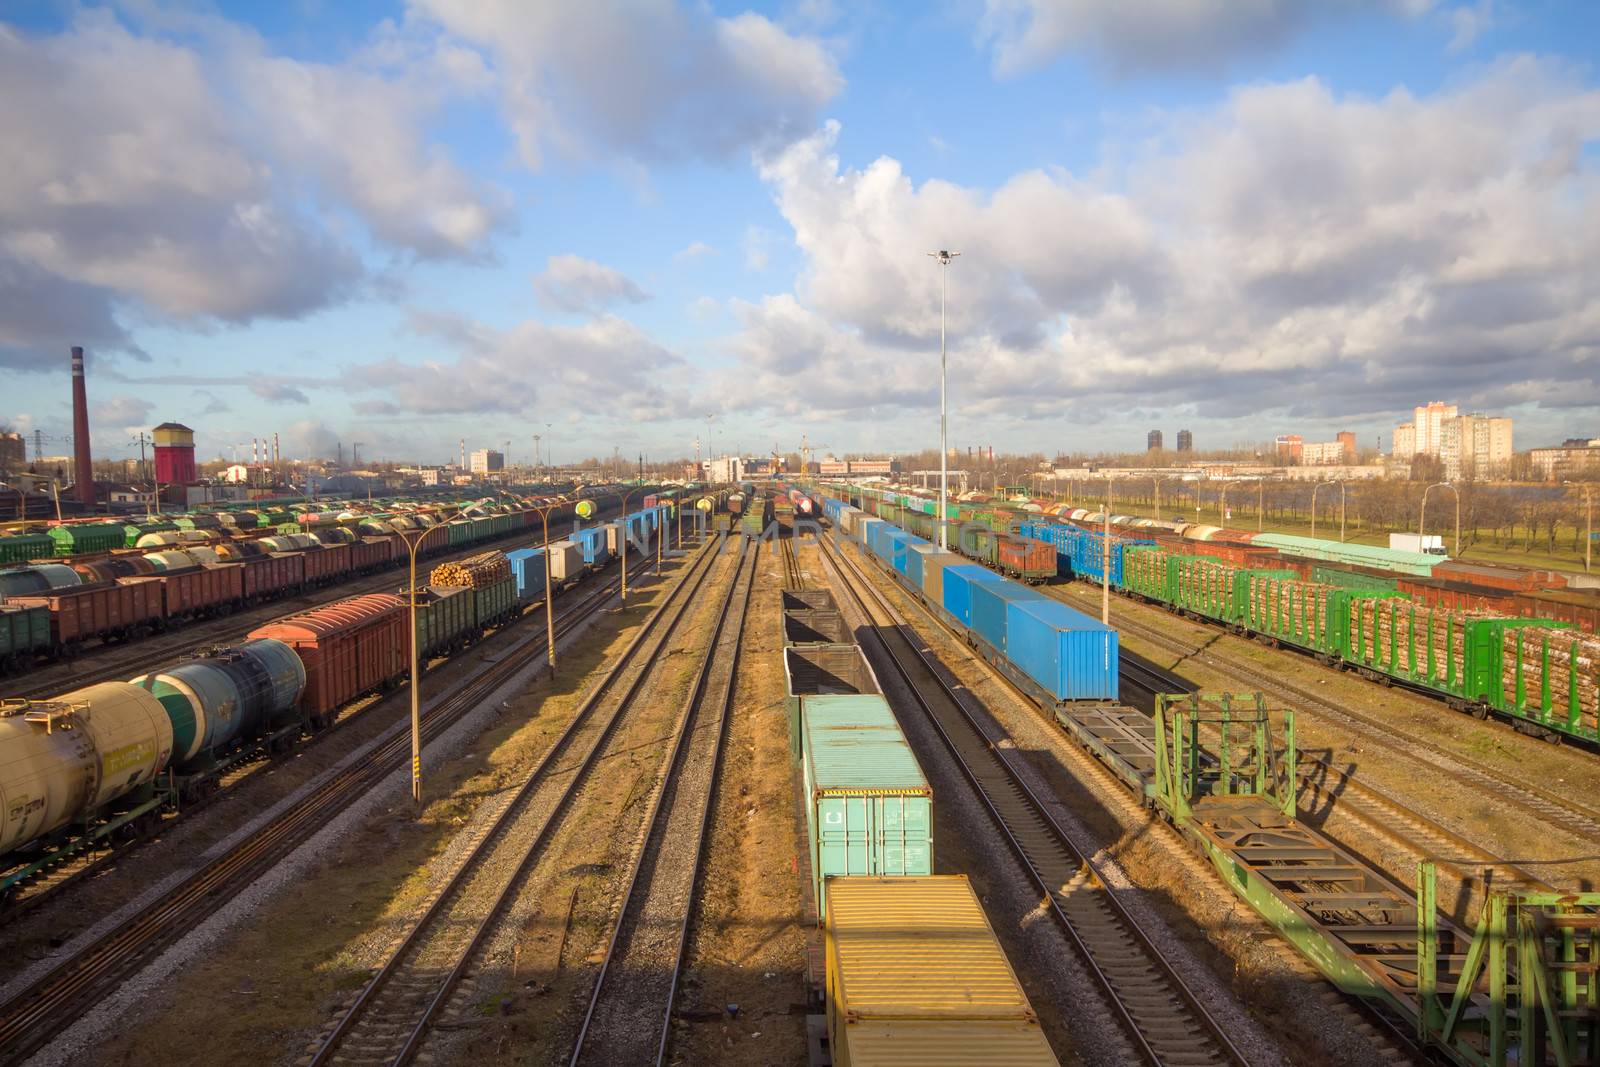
1419,481 -> 1460,557
530,498 -> 589,679
620,486 -> 645,604
1586,485 -> 1592,573
397,504 -> 467,811
1102,476 -> 1113,625
928,249 -> 960,549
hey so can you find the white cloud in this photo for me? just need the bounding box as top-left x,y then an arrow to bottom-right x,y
408,1 -> 844,167
743,226 -> 777,272
675,241 -> 716,262
0,11 -> 510,370
239,50 -> 512,259
343,312 -> 684,418
734,60 -> 1600,431
978,0 -> 1439,76
91,394 -> 155,434
532,254 -> 650,314
249,381 -> 311,404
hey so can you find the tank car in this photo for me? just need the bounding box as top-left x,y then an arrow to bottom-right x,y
0,682 -> 174,857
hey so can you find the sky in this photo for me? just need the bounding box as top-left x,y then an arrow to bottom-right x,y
2,0 -> 1598,468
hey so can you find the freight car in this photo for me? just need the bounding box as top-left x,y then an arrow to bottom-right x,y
0,522 -> 641,902
824,877 -> 1059,1067
836,498 -> 1119,705
0,489 -> 634,675
1018,523 -> 1600,748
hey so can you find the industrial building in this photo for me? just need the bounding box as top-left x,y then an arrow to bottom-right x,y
470,449 -> 504,475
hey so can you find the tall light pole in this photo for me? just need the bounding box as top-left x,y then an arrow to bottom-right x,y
531,497 -> 589,678
928,249 -> 960,549
397,504 -> 467,812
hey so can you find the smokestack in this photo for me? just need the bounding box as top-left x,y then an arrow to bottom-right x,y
70,346 -> 95,506
272,432 -> 279,469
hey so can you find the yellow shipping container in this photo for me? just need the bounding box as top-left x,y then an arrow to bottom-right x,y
824,876 -> 1059,1067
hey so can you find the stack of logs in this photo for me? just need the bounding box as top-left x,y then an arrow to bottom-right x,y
430,550 -> 512,589
1502,626 -> 1598,730
1348,596 -> 1469,683
1246,574 -> 1334,641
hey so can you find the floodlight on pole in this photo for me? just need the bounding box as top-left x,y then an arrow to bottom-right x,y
928,249 -> 960,549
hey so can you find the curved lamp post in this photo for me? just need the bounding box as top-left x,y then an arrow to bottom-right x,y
1419,481 -> 1460,557
396,503 -> 469,812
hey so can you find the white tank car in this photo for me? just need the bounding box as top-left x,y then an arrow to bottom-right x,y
0,682 -> 174,856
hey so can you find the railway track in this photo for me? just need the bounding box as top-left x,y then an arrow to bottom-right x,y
1080,588 -> 1600,845
307,534 -> 727,1067
0,537 -> 694,1067
817,535 -> 1247,1067
778,530 -> 802,590
569,537 -> 757,1065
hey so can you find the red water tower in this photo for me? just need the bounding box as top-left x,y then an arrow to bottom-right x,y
153,422 -> 196,485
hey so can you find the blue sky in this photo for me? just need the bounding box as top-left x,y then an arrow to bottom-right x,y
3,0 -> 1597,467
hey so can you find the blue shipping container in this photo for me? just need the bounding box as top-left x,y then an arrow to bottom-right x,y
573,525 -> 609,565
970,578 -> 1050,655
1005,598 -> 1119,701
942,564 -> 1008,628
505,547 -> 547,602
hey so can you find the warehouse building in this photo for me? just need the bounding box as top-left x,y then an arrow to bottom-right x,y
469,449 -> 504,475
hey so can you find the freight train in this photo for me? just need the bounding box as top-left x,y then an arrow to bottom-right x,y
0,489 -> 642,674
777,572 -> 1057,1065
0,503 -> 675,903
1016,518 -> 1600,747
821,482 -> 1599,747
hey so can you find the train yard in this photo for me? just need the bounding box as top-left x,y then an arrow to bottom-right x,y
0,484 -> 1597,1066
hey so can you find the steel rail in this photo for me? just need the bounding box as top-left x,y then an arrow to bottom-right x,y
818,536 -> 1248,1067
312,534 -> 723,1067
568,537 -> 757,1065
0,539 -> 661,1065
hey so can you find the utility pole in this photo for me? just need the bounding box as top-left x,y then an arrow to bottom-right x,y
928,249 -> 960,547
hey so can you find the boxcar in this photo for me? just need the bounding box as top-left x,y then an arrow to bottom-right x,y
9,580 -> 166,648
824,876 -> 1058,1067
249,593 -> 407,724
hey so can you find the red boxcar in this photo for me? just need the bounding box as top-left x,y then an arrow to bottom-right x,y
10,579 -> 165,647
1395,576 -> 1517,615
1431,560 -> 1562,592
145,563 -> 245,619
249,593 -> 407,722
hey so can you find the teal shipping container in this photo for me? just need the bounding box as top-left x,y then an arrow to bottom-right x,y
801,695 -> 933,914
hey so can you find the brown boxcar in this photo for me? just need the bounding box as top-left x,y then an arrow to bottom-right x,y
351,536 -> 396,574
1432,559 -> 1561,592
249,593 -> 407,722
10,579 -> 165,647
238,553 -> 304,601
996,536 -> 1055,583
1396,575 -> 1516,615
1512,588 -> 1600,633
145,563 -> 245,619
296,543 -> 352,586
